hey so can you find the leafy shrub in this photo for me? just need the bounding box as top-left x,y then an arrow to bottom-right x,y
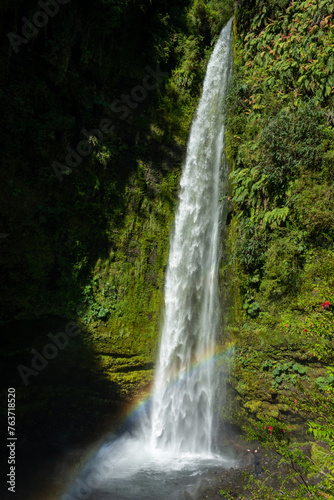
264,361 -> 308,388
294,179 -> 334,237
238,220 -> 267,273
259,231 -> 305,302
260,104 -> 325,193
315,368 -> 334,393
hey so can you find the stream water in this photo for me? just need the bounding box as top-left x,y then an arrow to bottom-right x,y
62,17 -> 234,500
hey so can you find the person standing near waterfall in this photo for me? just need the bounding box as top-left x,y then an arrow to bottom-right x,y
247,447 -> 261,476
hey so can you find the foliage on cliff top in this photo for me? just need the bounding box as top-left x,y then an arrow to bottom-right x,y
236,0 -> 334,109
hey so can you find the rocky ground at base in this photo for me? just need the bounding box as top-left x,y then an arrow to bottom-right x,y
190,444 -> 324,500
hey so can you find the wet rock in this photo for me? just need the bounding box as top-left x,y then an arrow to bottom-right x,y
300,444 -> 312,458
199,479 -> 210,491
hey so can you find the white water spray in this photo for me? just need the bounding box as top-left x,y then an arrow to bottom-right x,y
149,18 -> 233,456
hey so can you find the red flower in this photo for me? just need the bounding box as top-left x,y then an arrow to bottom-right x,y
286,324 -> 289,327
283,429 -> 285,433
290,432 -> 292,435
304,329 -> 307,332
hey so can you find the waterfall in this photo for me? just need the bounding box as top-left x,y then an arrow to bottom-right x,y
62,20 -> 234,500
150,18 -> 233,456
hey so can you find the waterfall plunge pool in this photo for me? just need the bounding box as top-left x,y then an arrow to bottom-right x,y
62,434 -> 235,500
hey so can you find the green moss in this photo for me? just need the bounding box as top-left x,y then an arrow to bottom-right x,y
311,441 -> 331,469
107,370 -> 154,401
244,400 -> 262,414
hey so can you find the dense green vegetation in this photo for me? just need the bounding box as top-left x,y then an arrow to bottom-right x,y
223,0 -> 334,497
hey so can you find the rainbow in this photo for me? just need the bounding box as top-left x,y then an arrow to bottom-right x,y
120,341 -> 236,425
58,341 -> 235,499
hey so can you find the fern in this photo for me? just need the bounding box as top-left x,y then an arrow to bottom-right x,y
262,206 -> 289,229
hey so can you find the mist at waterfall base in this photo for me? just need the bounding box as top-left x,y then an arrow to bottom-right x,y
61,18 -> 234,500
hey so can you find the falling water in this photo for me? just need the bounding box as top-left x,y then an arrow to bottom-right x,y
150,17 -> 233,456
62,18 -> 233,500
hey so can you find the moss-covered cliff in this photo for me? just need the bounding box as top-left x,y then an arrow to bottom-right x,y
222,1 -> 334,497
